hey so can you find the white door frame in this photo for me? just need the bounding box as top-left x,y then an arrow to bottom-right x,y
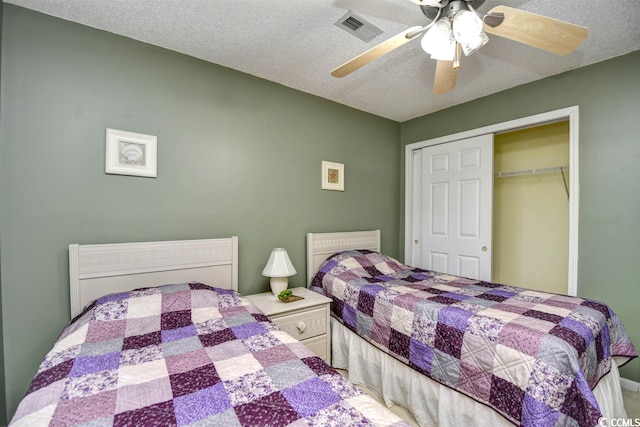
405,106 -> 580,296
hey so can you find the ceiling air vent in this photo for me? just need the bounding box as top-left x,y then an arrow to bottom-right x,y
335,10 -> 383,42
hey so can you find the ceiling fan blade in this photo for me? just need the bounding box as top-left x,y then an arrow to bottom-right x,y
331,26 -> 424,77
433,60 -> 458,94
484,6 -> 588,56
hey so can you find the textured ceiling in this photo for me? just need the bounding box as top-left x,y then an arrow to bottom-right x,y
6,0 -> 640,122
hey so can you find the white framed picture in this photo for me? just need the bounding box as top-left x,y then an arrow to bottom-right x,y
322,161 -> 344,191
105,128 -> 157,178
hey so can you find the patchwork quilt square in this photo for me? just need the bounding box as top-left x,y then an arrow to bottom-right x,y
113,399 -> 176,426
123,331 -> 162,350
490,375 -> 525,421
126,294 -> 162,319
282,377 -> 341,417
28,359 -> 74,394
252,344 -> 298,369
492,344 -> 536,390
224,369 -> 278,406
234,392 -> 299,427
458,360 -> 492,401
266,359 -> 316,390
198,327 -> 236,347
434,323 -> 464,359
161,310 -> 192,330
191,306 -> 221,325
63,370 -> 118,400
214,353 -> 262,382
460,332 -> 497,371
169,363 -> 221,398
498,322 -> 545,357
13,379 -> 66,420
120,344 -> 163,366
523,309 -> 564,324
124,315 -> 161,337
162,335 -> 203,357
69,352 -> 120,377
78,338 -> 123,357
165,348 -> 211,375
389,328 -> 411,361
115,376 -> 174,413
356,287 -> 377,316
54,389 -> 118,425
86,319 -> 127,343
231,321 -> 268,339
118,358 -> 169,387
173,382 -> 231,425
162,324 -> 197,342
162,290 -> 192,313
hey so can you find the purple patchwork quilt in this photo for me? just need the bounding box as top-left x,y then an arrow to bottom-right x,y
11,283 -> 409,427
311,250 -> 637,427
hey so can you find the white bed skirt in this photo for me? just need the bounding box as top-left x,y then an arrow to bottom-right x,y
331,317 -> 628,427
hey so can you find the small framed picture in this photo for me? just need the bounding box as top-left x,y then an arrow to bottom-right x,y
105,128 -> 157,178
322,161 -> 344,191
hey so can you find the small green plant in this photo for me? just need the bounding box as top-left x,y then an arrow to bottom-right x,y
278,289 -> 293,301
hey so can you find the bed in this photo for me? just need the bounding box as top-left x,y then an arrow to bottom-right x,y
10,237 -> 410,426
306,230 -> 638,427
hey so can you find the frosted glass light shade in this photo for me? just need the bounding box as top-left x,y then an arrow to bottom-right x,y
262,248 -> 297,296
421,19 -> 456,61
452,10 -> 489,56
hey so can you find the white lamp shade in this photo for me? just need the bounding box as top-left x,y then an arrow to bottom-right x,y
262,248 -> 297,278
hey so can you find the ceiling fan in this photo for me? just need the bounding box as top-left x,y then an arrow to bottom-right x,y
331,0 -> 588,94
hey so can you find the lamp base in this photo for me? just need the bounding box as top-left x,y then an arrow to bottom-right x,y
270,277 -> 289,297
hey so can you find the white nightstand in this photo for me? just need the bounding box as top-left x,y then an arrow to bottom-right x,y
245,287 -> 331,361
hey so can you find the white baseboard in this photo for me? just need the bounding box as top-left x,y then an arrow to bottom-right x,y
620,377 -> 640,393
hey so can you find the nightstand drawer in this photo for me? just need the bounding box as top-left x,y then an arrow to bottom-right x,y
271,307 -> 327,341
302,335 -> 328,361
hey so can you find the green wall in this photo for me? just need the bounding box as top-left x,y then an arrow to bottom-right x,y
0,2 -> 6,424
0,5 -> 400,420
1,3 -> 638,423
401,50 -> 640,382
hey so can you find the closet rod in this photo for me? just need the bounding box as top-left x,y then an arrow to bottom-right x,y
494,165 -> 569,178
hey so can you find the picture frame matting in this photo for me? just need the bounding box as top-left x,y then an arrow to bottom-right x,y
322,161 -> 344,191
105,128 -> 157,178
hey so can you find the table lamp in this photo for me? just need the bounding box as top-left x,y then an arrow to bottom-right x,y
262,248 -> 297,296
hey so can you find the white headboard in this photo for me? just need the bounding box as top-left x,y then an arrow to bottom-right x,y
69,237 -> 238,317
306,230 -> 381,285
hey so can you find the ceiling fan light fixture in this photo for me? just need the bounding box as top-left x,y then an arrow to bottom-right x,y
452,9 -> 488,56
421,19 -> 456,61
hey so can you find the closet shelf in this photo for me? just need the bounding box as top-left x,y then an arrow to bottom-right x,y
494,165 -> 570,200
494,165 -> 569,178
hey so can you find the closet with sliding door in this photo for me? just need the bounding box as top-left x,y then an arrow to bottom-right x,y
493,121 -> 569,294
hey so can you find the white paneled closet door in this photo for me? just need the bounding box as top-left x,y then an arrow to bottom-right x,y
411,134 -> 494,281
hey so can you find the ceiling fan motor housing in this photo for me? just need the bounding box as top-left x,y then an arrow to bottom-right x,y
421,0 -> 485,20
